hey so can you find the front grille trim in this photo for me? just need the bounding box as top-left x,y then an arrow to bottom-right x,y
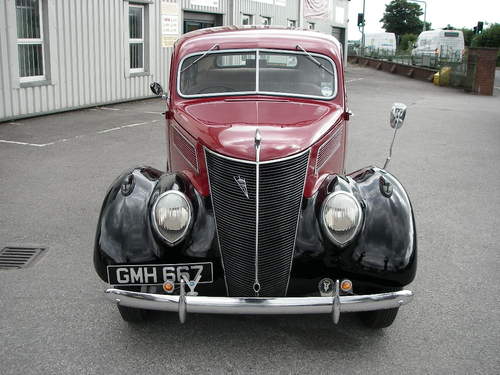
205,147 -> 310,297
205,148 -> 310,165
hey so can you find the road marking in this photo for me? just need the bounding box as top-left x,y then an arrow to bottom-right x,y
346,78 -> 364,83
1,120 -> 160,148
122,122 -> 148,128
143,111 -> 163,115
0,139 -> 54,147
99,107 -> 120,111
97,127 -> 122,134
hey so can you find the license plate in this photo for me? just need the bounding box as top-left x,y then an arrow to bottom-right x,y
107,262 -> 213,286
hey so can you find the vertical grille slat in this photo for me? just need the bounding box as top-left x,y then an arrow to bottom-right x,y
206,149 -> 309,297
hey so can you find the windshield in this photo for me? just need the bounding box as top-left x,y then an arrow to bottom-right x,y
178,49 -> 337,100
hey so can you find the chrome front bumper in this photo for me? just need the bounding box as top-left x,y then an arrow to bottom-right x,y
105,280 -> 413,324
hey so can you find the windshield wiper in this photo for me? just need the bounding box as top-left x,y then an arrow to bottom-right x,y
296,44 -> 334,76
181,44 -> 220,73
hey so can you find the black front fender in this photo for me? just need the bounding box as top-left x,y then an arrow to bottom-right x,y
294,167 -> 417,288
93,166 -> 216,282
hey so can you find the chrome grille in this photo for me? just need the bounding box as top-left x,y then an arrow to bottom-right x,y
206,149 -> 309,297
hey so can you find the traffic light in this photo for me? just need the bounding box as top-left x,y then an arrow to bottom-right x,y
477,21 -> 483,33
357,13 -> 364,27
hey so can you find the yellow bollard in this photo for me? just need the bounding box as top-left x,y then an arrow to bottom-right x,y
433,72 -> 440,86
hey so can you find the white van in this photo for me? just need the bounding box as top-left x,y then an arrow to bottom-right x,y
412,30 -> 464,60
365,32 -> 396,54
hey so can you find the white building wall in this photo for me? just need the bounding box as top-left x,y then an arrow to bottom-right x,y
0,0 -> 347,122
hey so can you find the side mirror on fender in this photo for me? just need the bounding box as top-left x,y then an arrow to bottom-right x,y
390,103 -> 407,129
383,103 -> 407,169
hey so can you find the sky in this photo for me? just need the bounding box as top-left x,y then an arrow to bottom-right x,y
347,0 -> 500,40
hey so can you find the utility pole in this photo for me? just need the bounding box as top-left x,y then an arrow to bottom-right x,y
361,0 -> 366,55
410,0 -> 427,31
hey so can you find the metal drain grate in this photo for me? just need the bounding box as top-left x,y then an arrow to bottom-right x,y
0,246 -> 47,269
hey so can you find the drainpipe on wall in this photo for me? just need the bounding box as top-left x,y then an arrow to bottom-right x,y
298,0 -> 304,28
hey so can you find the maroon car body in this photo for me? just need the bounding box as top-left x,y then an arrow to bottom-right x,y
95,27 -> 416,328
168,27 -> 347,197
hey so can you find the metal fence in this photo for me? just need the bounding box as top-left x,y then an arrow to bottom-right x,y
348,45 -> 471,88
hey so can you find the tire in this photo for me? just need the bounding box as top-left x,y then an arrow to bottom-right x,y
117,304 -> 149,323
359,307 -> 399,329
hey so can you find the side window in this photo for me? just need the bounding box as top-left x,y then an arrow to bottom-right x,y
129,4 -> 145,73
16,0 -> 45,82
260,16 -> 271,26
242,14 -> 253,26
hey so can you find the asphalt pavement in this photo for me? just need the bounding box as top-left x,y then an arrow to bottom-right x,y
1,64 -> 499,374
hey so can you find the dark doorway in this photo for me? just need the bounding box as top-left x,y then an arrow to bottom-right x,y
183,11 -> 222,34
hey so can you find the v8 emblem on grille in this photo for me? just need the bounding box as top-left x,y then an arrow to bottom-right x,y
234,176 -> 249,199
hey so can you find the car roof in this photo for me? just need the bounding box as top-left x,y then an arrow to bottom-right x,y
174,26 -> 343,61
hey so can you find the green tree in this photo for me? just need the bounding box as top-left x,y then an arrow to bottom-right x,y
380,0 -> 424,38
471,23 -> 500,48
461,28 -> 474,47
399,33 -> 417,51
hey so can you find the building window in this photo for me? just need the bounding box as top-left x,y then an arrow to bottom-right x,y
308,22 -> 315,30
287,19 -> 296,28
260,16 -> 271,26
129,5 -> 144,72
242,14 -> 253,26
16,0 -> 44,82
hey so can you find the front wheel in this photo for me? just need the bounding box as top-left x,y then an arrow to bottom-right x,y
117,304 -> 149,323
359,307 -> 399,329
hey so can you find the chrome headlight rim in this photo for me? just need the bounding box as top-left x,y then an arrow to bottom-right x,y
151,190 -> 193,246
320,191 -> 364,248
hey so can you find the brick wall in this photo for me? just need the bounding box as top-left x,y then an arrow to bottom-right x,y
467,48 -> 498,96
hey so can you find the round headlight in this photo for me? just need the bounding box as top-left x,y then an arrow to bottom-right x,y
151,191 -> 192,245
321,191 -> 363,247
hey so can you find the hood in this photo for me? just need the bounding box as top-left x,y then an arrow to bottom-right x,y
174,99 -> 344,161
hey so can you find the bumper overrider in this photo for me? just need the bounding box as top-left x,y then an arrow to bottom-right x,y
105,279 -> 413,324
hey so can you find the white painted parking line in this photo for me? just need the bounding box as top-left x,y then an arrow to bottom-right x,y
346,78 -> 364,83
97,127 -> 122,134
1,120 -> 161,148
99,107 -> 120,111
0,139 -> 54,147
122,122 -> 148,128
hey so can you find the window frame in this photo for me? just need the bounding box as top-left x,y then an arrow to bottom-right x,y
241,14 -> 253,26
129,4 -> 145,73
177,48 -> 338,101
16,0 -> 45,83
260,16 -> 271,26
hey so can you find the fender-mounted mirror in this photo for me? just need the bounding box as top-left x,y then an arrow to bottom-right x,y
390,103 -> 407,129
384,103 -> 407,169
150,82 -> 164,97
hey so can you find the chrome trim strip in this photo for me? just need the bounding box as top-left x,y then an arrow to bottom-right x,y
150,190 -> 193,246
204,148 -> 230,296
172,126 -> 199,173
204,146 -> 310,165
253,129 -> 262,296
177,48 -> 338,100
106,288 -> 413,318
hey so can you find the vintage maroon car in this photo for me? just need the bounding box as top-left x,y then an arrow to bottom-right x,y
94,27 -> 416,328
